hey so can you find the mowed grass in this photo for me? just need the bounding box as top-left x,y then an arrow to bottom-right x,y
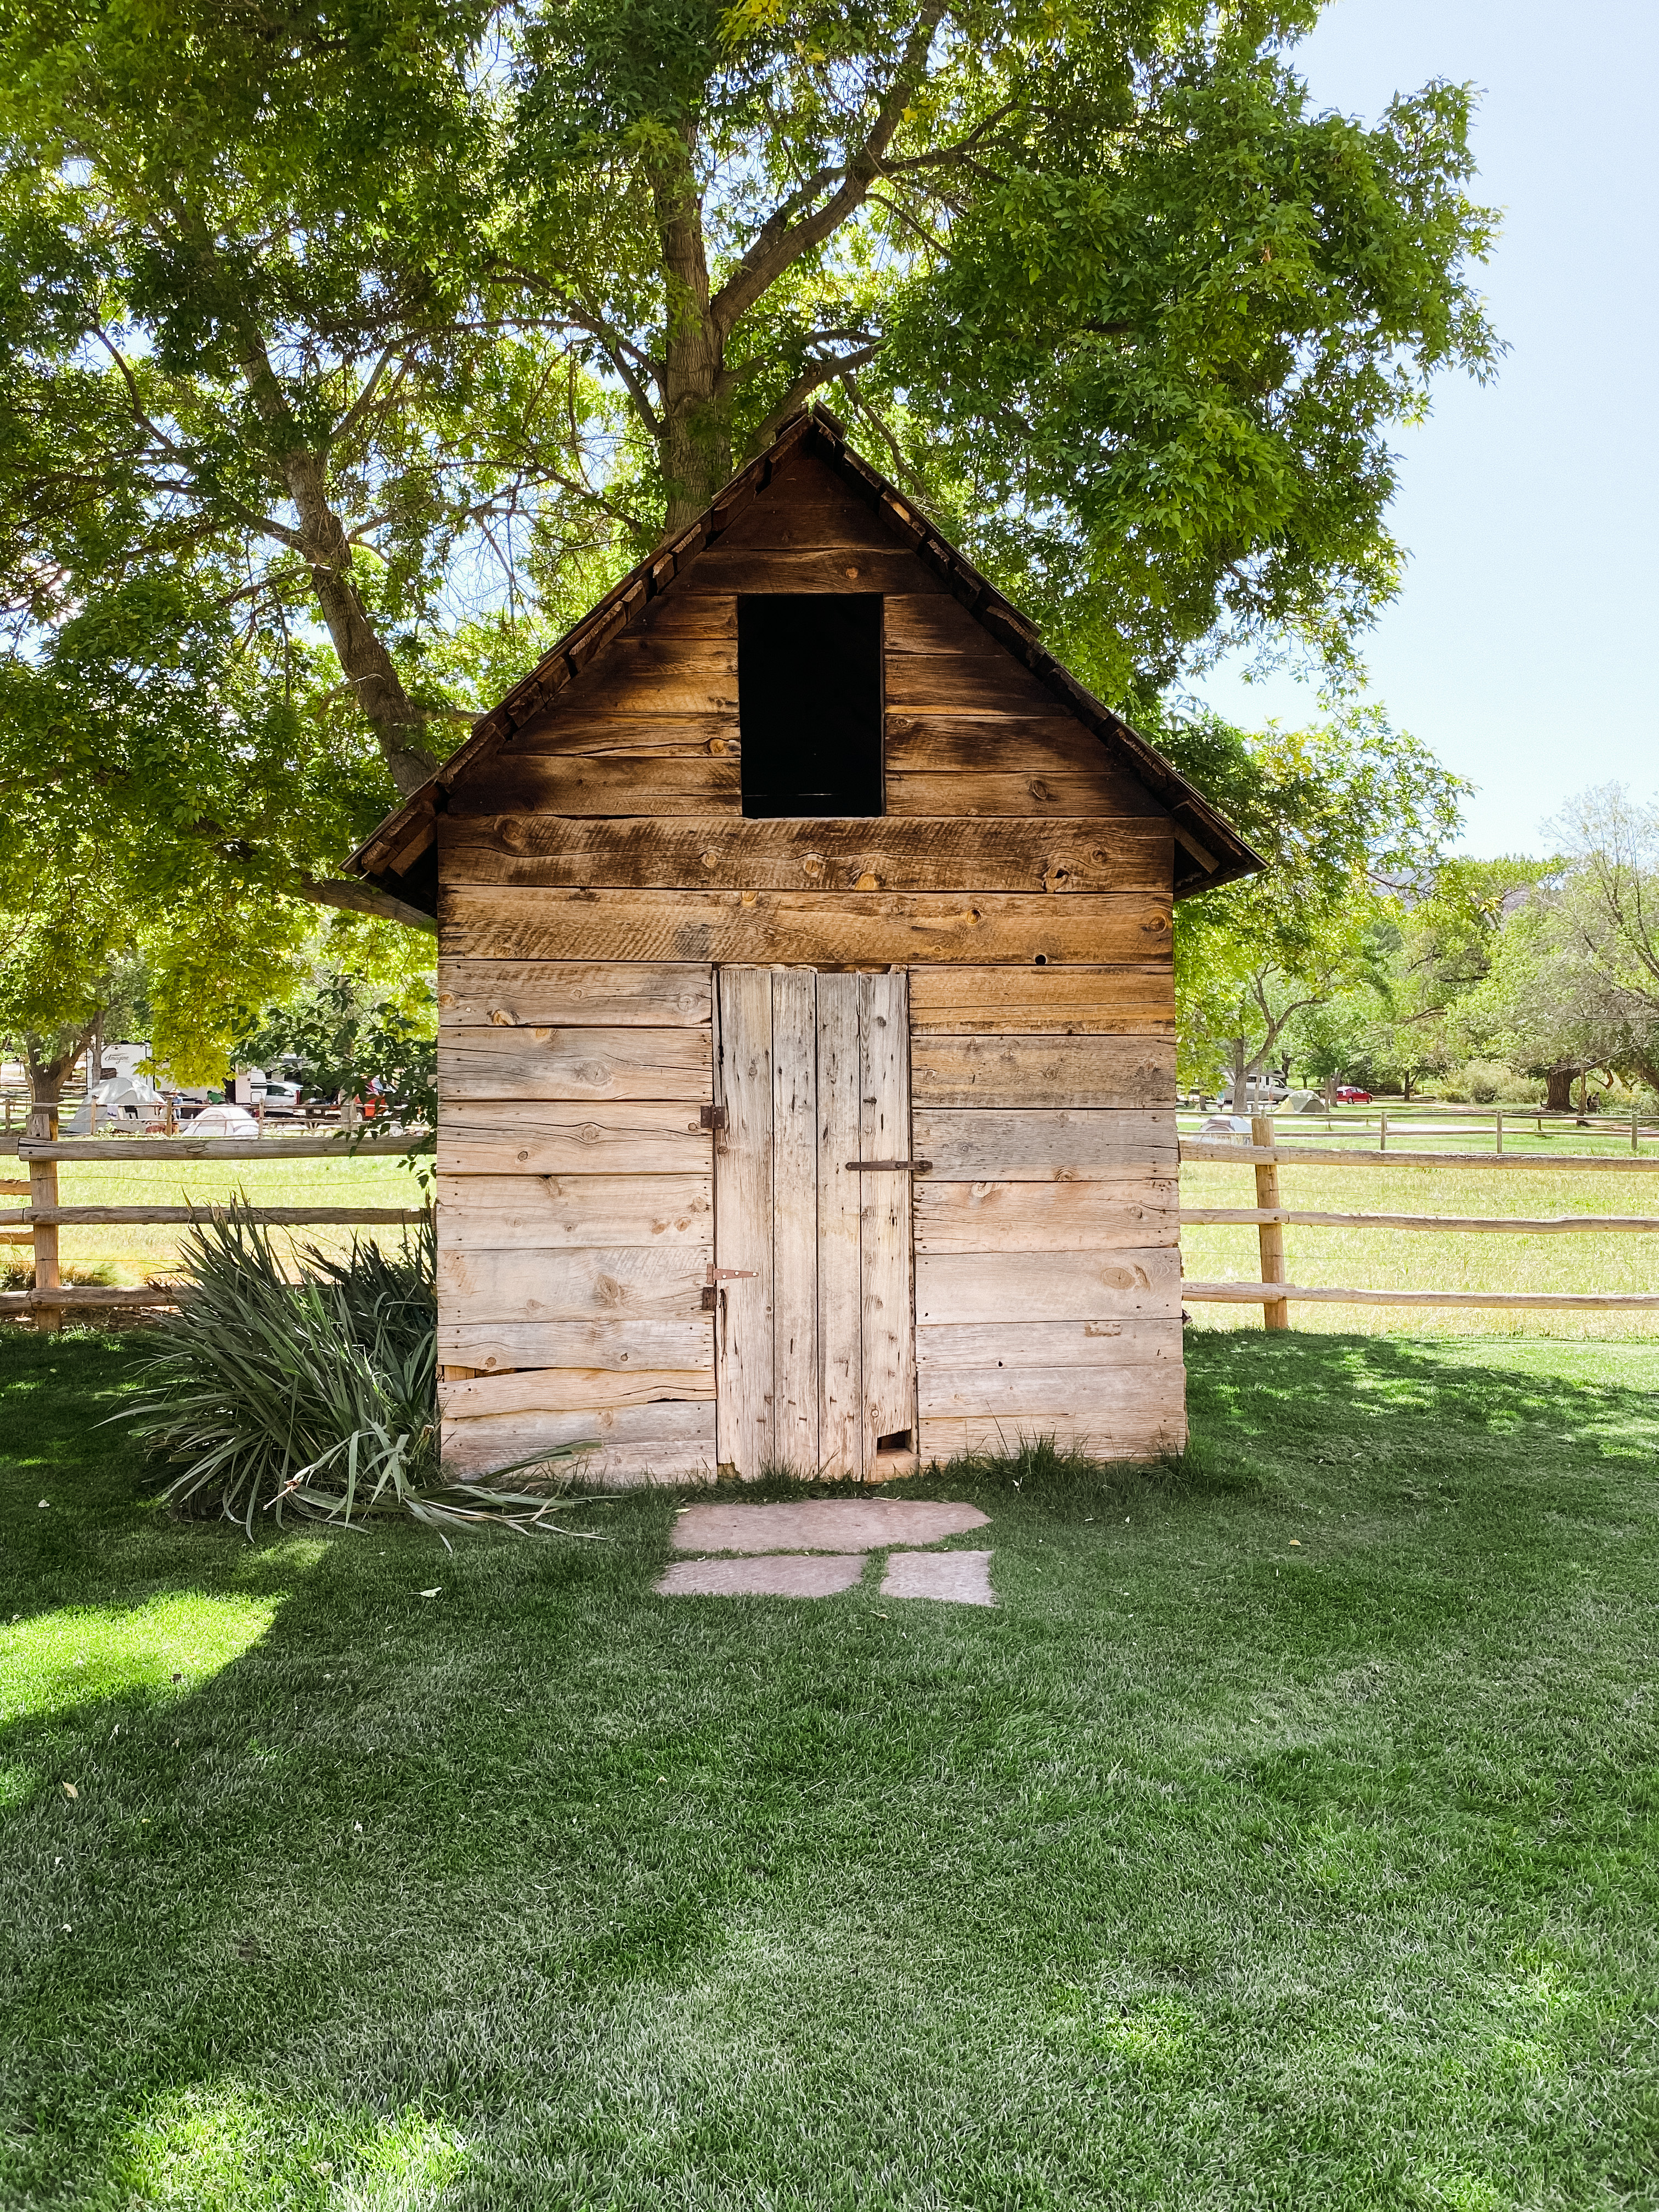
1180,1111 -> 1659,1341
4,1329 -> 1659,2209
17,1150 -> 424,1285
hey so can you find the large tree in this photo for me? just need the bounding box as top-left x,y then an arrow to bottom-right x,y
0,0 -> 1499,852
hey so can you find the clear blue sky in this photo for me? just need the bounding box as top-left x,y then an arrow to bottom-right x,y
1190,0 -> 1659,858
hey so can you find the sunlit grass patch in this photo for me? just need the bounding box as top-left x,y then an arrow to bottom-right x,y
0,1591 -> 278,1726
116,2084 -> 469,2210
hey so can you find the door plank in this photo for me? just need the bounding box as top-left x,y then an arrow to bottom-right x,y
713,966 -> 776,1474
912,1108 -> 1177,1180
859,969 -> 915,1458
915,1247 -> 1182,1324
438,1245 -> 710,1324
771,968 -> 820,1474
436,1317 -> 714,1371
438,1103 -> 712,1176
436,1174 -> 713,1250
907,966 -> 1173,1034
441,887 -> 1174,966
437,961 -> 712,1028
816,970 -> 864,1480
910,1034 -> 1174,1110
913,1177 -> 1178,1254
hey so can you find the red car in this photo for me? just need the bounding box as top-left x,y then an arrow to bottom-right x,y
1333,1085 -> 1372,1104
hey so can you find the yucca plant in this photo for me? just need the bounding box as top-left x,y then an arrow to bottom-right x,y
124,1206 -> 600,1542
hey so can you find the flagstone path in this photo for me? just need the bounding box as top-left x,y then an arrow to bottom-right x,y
657,1499 -> 996,1605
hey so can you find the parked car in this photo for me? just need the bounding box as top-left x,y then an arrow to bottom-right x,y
1218,1077 -> 1289,1108
1333,1085 -> 1372,1104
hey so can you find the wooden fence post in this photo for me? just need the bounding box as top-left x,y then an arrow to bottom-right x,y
1250,1113 -> 1289,1331
27,1101 -> 61,1334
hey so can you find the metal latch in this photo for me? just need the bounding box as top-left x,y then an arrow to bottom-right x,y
699,1104 -> 727,1132
844,1159 -> 932,1173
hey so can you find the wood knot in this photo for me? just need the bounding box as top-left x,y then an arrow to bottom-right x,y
844,566 -> 860,579
853,871 -> 879,891
700,849 -> 719,868
708,738 -> 728,755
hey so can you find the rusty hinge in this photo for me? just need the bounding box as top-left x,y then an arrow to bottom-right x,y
701,1261 -> 757,1311
699,1103 -> 727,1132
844,1158 -> 933,1173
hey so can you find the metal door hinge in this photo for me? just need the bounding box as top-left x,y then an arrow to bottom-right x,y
699,1104 -> 727,1132
844,1158 -> 932,1173
701,1261 -> 758,1312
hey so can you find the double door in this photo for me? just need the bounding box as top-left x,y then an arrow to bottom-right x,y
712,966 -> 916,1481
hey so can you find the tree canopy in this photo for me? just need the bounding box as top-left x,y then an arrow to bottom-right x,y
0,0 -> 1503,1094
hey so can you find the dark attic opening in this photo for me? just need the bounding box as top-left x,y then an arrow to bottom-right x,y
738,593 -> 884,817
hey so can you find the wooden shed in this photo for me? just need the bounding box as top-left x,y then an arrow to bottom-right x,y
347,406 -> 1259,1486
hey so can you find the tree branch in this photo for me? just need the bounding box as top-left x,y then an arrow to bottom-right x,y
708,0 -> 950,341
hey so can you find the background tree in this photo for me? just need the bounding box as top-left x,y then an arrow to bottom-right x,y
1164,705 -> 1467,1101
1455,789 -> 1659,1107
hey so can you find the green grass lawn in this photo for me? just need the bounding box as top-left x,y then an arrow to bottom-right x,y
3,1327 -> 1658,2210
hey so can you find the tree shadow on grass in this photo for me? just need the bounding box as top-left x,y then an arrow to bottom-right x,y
1184,1328 -> 1659,1489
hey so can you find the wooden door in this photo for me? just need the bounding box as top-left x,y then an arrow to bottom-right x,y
712,966 -> 916,1480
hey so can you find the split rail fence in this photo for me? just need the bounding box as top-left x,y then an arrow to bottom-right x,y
2,1111 -> 426,1331
7,1110 -> 1658,1336
1181,1114 -> 1659,1325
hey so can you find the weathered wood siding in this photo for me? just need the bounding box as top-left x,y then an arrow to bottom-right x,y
436,961 -> 718,1484
436,446 -> 1186,1480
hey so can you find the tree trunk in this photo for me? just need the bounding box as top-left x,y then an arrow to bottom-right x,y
654,137 -> 732,532
25,1029 -> 92,1111
281,452 -> 437,799
1545,1063 -> 1577,1112
236,325 -> 437,799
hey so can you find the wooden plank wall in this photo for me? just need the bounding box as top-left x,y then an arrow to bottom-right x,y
909,966 -> 1184,1463
435,961 -> 718,1485
436,443 -> 1188,1477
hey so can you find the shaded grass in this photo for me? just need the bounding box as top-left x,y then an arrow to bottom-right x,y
3,1328 -> 1659,2208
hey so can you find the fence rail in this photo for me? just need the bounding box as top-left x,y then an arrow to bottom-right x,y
5,1111 -> 428,1330
1181,1116 -> 1658,1322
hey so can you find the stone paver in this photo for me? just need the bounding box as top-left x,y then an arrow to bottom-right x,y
879,1550 -> 996,1606
654,1553 -> 868,1598
673,1499 -> 989,1555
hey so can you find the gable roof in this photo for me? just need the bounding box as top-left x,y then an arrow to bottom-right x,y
346,404 -> 1262,916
